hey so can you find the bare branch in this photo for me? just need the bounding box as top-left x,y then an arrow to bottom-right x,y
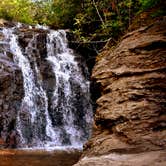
92,0 -> 105,26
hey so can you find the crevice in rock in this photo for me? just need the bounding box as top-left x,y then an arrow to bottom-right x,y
95,116 -> 129,130
112,67 -> 166,78
129,40 -> 166,52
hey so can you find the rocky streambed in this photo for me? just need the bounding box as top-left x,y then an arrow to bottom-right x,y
0,149 -> 81,166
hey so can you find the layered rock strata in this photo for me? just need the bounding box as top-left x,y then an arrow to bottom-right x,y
75,20 -> 166,165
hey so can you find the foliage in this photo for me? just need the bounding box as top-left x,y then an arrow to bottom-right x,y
0,0 -> 165,42
0,0 -> 82,27
139,0 -> 162,10
50,0 -> 82,28
73,0 -> 141,41
0,0 -> 34,24
73,0 -> 165,41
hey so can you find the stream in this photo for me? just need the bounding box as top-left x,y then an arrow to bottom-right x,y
0,149 -> 81,166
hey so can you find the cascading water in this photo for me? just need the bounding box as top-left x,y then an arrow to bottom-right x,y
2,28 -> 56,147
2,24 -> 93,149
46,30 -> 92,147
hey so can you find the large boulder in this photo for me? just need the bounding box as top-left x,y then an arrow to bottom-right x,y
75,19 -> 166,165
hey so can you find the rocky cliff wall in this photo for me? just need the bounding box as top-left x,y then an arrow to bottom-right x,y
75,19 -> 166,165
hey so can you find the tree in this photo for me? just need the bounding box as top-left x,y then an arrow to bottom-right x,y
0,0 -> 34,24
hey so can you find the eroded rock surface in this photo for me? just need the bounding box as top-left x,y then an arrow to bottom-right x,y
75,20 -> 166,165
75,151 -> 166,166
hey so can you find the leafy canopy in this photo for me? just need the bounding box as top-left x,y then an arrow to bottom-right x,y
0,0 -> 164,41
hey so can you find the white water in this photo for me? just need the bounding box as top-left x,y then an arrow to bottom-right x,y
2,28 -> 57,147
46,30 -> 92,147
2,25 -> 93,149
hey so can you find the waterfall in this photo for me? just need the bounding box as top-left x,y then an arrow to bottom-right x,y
46,30 -> 92,147
2,24 -> 93,149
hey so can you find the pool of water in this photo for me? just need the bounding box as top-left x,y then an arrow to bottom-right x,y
0,149 -> 82,166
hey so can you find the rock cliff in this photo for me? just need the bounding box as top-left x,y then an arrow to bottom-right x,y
75,20 -> 166,165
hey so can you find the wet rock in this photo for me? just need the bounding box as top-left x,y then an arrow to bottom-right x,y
76,20 -> 166,165
0,20 -> 93,148
0,29 -> 23,147
5,130 -> 18,148
0,138 -> 6,148
0,22 -> 55,147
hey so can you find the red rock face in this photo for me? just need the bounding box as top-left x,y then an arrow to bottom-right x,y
76,20 -> 166,165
